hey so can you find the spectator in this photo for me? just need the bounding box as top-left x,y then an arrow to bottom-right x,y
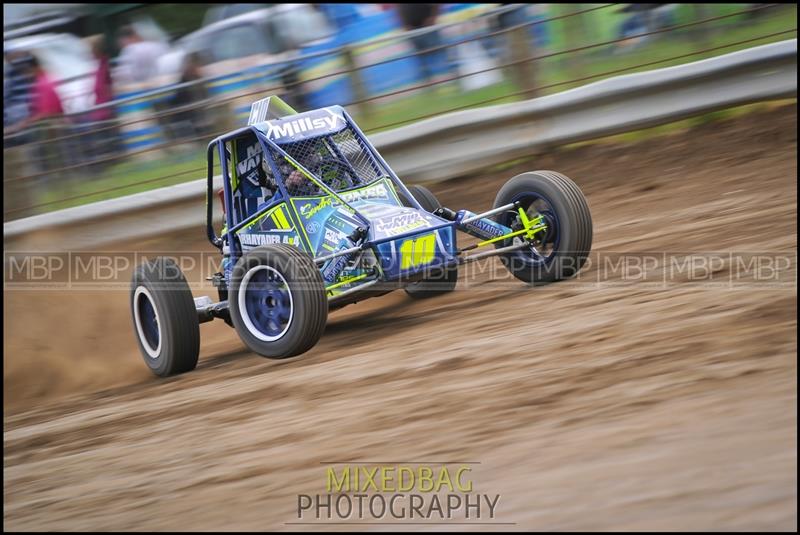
5,55 -> 64,134
81,35 -> 119,166
116,25 -> 170,85
497,3 -> 529,30
173,52 -> 208,110
396,4 -> 451,85
315,4 -> 361,31
5,54 -> 70,181
4,50 -> 36,202
176,52 -> 210,138
616,4 -> 676,50
87,35 -> 114,122
3,50 -> 34,130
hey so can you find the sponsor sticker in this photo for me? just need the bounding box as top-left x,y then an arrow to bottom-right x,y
262,108 -> 346,141
295,181 -> 393,221
239,234 -> 298,247
376,212 -> 431,237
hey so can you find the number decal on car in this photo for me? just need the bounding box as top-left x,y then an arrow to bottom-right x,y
399,233 -> 436,269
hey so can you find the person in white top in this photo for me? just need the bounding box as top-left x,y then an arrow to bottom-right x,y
116,25 -> 170,85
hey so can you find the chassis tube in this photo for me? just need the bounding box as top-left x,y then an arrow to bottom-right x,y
456,208 -> 515,243
458,242 -> 530,264
460,202 -> 517,224
314,245 -> 364,264
218,140 -> 239,259
206,142 -> 222,249
342,110 -> 426,213
314,208 -> 519,264
327,277 -> 380,302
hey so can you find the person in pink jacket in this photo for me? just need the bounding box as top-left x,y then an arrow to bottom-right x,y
4,55 -> 64,134
88,35 -> 114,122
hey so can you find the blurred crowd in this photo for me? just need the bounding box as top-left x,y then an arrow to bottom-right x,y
4,23 -> 204,133
4,51 -> 64,135
3,3 -> 782,137
3,19 -> 222,183
3,4 -> 537,140
2,2 -> 787,207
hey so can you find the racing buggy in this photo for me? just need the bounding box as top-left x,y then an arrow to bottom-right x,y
131,96 -> 592,376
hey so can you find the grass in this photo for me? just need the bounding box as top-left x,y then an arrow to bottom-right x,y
353,5 -> 797,132
12,4 -> 797,216
35,150 -> 215,209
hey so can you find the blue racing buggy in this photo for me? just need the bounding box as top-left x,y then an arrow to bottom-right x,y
130,96 -> 592,376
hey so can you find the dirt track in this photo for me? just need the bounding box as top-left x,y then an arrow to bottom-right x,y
3,104 -> 797,531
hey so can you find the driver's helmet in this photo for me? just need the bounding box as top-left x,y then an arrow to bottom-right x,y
278,153 -> 323,196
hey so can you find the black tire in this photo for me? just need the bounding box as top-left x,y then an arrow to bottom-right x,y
229,244 -> 327,359
493,171 -> 592,284
402,185 -> 459,298
405,184 -> 441,213
130,257 -> 200,376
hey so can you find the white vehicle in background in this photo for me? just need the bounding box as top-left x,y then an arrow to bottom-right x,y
150,3 -> 335,117
200,3 -> 274,26
157,4 -> 333,82
4,33 -> 97,115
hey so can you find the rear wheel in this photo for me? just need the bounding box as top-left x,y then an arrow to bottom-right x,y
493,171 -> 592,284
229,244 -> 327,358
130,257 -> 200,376
403,185 -> 458,298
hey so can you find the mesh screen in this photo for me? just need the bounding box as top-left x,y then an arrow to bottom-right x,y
269,125 -> 389,197
330,128 -> 385,183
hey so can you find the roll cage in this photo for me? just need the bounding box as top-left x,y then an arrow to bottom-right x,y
206,107 -> 427,257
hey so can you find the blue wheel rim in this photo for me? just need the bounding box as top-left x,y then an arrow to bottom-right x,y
240,265 -> 293,341
134,287 -> 161,358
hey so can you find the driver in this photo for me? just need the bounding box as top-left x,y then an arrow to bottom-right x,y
263,141 -> 358,196
259,153 -> 320,196
285,167 -> 318,195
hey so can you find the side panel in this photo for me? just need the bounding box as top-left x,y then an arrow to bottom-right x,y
360,204 -> 443,241
289,177 -> 402,257
373,226 -> 458,281
236,203 -> 304,251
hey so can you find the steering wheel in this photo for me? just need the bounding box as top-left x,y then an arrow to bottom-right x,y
311,157 -> 359,191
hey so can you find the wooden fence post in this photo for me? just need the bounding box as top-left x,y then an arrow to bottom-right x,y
342,45 -> 371,119
506,22 -> 537,98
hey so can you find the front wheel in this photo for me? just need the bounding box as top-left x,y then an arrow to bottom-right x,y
493,171 -> 592,284
229,244 -> 328,359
